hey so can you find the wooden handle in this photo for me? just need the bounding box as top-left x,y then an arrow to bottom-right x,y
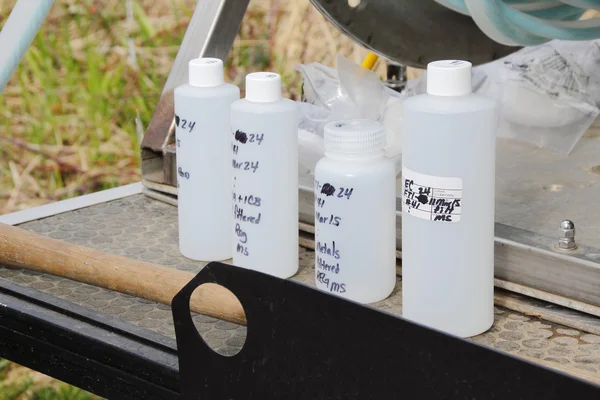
0,222 -> 247,326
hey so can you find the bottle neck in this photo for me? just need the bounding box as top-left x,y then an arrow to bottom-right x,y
325,149 -> 385,161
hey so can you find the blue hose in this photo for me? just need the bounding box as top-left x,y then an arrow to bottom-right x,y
0,0 -> 55,92
435,0 -> 600,46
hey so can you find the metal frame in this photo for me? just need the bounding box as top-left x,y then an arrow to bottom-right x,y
2,261 -> 599,399
0,277 -> 179,400
0,182 -> 142,226
141,0 -> 250,186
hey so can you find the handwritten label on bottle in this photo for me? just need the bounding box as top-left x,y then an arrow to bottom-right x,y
178,167 -> 190,180
233,129 -> 266,258
314,178 -> 352,294
402,166 -> 463,222
175,114 -> 196,133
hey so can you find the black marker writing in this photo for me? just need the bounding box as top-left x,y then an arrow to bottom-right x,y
321,183 -> 335,196
233,192 -> 261,207
316,211 -> 341,226
236,243 -> 249,256
234,130 -> 248,143
317,256 -> 340,274
176,116 -> 196,133
234,205 -> 261,224
232,159 -> 259,173
336,187 -> 353,199
248,133 -> 264,145
178,167 -> 190,179
235,223 -> 247,243
316,272 -> 346,293
316,241 -> 340,259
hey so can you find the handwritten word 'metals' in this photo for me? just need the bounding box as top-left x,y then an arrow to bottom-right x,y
232,159 -> 259,173
175,115 -> 196,133
316,272 -> 346,293
234,205 -> 261,224
317,241 -> 340,259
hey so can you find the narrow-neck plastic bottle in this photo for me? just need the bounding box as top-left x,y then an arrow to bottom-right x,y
230,72 -> 299,278
401,60 -> 498,337
174,58 -> 240,261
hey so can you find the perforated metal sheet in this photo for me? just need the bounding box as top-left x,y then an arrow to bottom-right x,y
1,194 -> 599,373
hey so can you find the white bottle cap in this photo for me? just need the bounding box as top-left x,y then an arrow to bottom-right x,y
324,119 -> 386,154
189,57 -> 224,87
427,60 -> 472,96
245,72 -> 281,102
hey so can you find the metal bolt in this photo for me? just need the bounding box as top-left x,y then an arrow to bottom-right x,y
557,219 -> 577,250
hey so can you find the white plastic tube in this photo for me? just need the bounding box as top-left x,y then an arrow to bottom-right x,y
230,73 -> 299,278
174,58 -> 240,261
401,60 -> 498,338
314,120 -> 396,303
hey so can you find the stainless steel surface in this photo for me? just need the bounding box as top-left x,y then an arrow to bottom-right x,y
558,219 -> 577,251
2,194 -> 600,377
141,0 -> 249,186
309,0 -> 518,68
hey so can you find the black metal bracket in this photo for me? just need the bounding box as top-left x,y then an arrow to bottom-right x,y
0,277 -> 180,400
1,262 -> 599,400
173,262 -> 599,400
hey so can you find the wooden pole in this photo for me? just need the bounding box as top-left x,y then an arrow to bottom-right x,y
0,222 -> 247,326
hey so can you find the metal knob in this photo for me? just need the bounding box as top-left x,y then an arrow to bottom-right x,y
557,219 -> 577,250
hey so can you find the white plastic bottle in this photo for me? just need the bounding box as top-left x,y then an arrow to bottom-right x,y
401,60 -> 498,337
314,120 -> 396,303
174,58 -> 240,261
230,72 -> 299,278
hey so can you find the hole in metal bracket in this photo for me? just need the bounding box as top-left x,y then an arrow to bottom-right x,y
190,284 -> 247,357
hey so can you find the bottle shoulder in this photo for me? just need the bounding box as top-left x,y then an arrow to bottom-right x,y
174,83 -> 239,99
231,98 -> 297,114
316,155 -> 395,176
403,93 -> 497,114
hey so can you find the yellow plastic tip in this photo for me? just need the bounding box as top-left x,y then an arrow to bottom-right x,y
361,52 -> 379,70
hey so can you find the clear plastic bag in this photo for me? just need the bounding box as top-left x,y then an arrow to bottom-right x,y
405,40 -> 600,155
296,54 -> 403,175
478,41 -> 599,154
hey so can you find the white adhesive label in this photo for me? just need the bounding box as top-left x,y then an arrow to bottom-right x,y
402,167 -> 463,223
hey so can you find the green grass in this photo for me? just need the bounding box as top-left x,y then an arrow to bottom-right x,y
0,0 -> 195,212
0,358 -> 98,400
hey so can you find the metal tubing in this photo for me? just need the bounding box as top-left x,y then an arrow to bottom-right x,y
0,0 -> 55,92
